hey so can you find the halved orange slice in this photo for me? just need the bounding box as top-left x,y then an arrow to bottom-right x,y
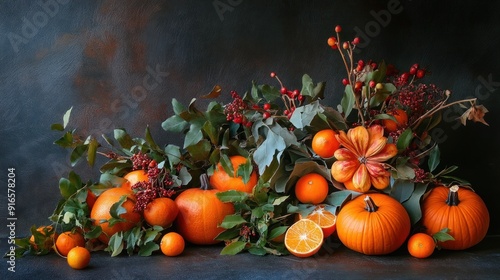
306,206 -> 337,238
284,219 -> 324,258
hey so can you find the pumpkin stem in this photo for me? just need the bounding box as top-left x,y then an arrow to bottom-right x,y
200,173 -> 210,190
446,185 -> 460,206
364,195 -> 379,212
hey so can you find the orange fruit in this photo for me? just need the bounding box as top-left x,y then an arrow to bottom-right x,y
143,197 -> 179,228
121,170 -> 149,192
407,233 -> 436,258
67,246 -> 91,270
175,181 -> 235,245
30,225 -> 57,251
160,232 -> 185,256
311,129 -> 340,158
383,108 -> 408,132
90,187 -> 142,244
209,155 -> 258,193
305,206 -> 337,238
55,231 -> 86,257
295,173 -> 329,204
284,219 -> 324,258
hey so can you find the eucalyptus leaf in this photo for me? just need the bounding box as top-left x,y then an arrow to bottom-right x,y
340,85 -> 355,118
390,179 -> 415,203
108,232 -> 124,257
402,183 -> 428,225
114,129 -> 135,150
161,114 -> 188,133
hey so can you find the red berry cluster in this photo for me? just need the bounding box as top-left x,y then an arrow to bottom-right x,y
271,72 -> 304,122
130,153 -> 177,212
239,224 -> 256,241
390,83 -> 444,124
392,64 -> 428,88
131,152 -> 151,170
224,91 -> 253,127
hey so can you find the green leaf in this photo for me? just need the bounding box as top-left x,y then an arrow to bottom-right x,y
70,144 -> 88,167
325,190 -> 360,214
248,246 -> 268,256
220,241 -> 247,255
84,226 -> 102,240
428,145 -> 440,172
50,123 -> 64,131
260,84 -> 280,102
114,129 -> 134,150
161,114 -> 188,133
109,195 -> 128,221
54,131 -> 74,147
108,232 -> 124,257
59,178 -> 78,200
236,157 -> 253,184
214,228 -> 240,241
183,123 -> 204,149
397,128 -> 414,151
138,242 -> 159,256
432,228 -> 455,243
62,106 -> 73,129
99,172 -> 126,187
390,179 -> 415,203
289,101 -> 324,129
341,85 -> 355,118
268,226 -> 288,241
220,214 -> 247,229
186,139 -> 212,162
402,183 -> 428,225
219,153 -> 234,177
171,98 -> 186,115
216,190 -> 249,203
272,195 -> 289,206
145,126 -> 161,151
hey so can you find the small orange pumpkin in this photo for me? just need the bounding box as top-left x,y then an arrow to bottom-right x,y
421,185 -> 489,250
336,193 -> 411,255
175,174 -> 235,245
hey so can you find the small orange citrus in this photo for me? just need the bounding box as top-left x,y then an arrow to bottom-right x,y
86,189 -> 97,210
209,155 -> 258,193
160,232 -> 185,257
90,187 -> 142,244
295,173 -> 329,204
67,246 -> 91,270
143,197 -> 179,228
311,129 -> 340,158
121,169 -> 149,192
305,206 -> 337,238
55,231 -> 86,256
284,219 -> 324,258
383,108 -> 408,132
407,233 -> 435,259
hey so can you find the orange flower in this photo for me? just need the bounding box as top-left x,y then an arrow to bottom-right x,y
330,125 -> 397,192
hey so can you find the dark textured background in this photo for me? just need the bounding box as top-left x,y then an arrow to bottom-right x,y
1,0 -> 499,239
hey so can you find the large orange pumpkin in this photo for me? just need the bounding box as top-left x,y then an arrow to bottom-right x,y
175,174 -> 235,245
336,193 -> 411,255
421,185 -> 489,250
90,187 -> 142,244
209,155 -> 258,193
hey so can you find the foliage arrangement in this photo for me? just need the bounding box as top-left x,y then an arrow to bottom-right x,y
12,25 -> 490,261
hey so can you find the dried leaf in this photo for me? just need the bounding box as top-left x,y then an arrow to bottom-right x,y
459,105 -> 489,126
201,85 -> 222,99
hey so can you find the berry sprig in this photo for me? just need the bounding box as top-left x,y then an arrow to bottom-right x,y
130,153 -> 177,212
270,72 -> 304,120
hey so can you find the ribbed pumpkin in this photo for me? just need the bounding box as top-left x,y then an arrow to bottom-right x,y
336,193 -> 411,255
175,174 -> 235,245
421,185 -> 489,250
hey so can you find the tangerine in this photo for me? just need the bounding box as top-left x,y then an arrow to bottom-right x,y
143,197 -> 179,228
67,246 -> 91,270
383,108 -> 408,132
311,129 -> 340,158
295,173 -> 329,204
55,231 -> 86,257
121,170 -> 149,192
90,187 -> 142,244
209,155 -> 258,193
284,219 -> 324,258
160,232 -> 185,256
407,233 -> 436,258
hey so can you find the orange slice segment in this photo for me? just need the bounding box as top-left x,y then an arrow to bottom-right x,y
306,206 -> 337,238
284,219 -> 324,258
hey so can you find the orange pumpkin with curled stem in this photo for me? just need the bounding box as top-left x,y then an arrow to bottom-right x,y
336,192 -> 411,255
421,185 -> 489,250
